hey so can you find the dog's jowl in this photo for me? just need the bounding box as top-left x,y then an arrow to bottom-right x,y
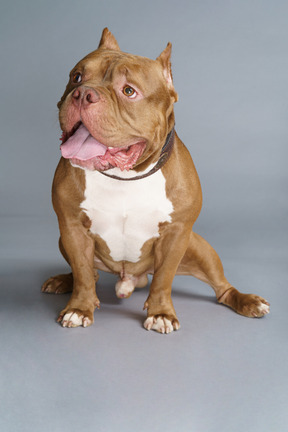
42,28 -> 270,333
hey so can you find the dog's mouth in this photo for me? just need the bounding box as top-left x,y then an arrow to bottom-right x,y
60,122 -> 146,171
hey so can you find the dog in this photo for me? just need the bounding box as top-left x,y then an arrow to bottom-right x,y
42,28 -> 270,333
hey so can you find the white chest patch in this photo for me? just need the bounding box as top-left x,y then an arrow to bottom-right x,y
80,167 -> 174,262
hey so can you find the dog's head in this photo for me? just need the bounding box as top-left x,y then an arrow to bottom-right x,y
58,28 -> 178,172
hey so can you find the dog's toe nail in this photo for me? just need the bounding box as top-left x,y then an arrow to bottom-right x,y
83,317 -> 90,328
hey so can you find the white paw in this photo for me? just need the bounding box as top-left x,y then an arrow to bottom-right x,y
144,316 -> 180,334
115,279 -> 135,298
255,301 -> 270,317
61,312 -> 91,328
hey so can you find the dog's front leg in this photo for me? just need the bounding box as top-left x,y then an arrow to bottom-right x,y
144,224 -> 191,334
56,221 -> 99,328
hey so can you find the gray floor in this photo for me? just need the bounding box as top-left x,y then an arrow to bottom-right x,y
1,216 -> 287,432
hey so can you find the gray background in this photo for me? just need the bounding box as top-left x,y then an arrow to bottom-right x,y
1,1 -> 287,431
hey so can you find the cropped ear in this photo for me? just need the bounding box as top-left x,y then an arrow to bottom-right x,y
98,27 -> 120,51
156,43 -> 173,88
156,43 -> 178,100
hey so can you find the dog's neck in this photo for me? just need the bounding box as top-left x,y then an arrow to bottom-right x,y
99,128 -> 175,181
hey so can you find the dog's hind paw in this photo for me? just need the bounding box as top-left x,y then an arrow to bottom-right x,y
252,299 -> 270,317
42,273 -> 73,294
219,288 -> 270,318
144,316 -> 180,334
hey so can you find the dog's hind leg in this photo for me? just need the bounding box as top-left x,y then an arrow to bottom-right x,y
177,231 -> 270,318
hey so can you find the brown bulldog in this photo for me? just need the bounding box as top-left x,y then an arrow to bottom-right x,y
42,28 -> 270,333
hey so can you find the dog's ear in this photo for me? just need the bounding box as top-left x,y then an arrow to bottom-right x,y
156,43 -> 178,101
98,28 -> 120,51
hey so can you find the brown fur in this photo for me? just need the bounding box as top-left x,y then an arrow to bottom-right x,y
42,28 -> 269,332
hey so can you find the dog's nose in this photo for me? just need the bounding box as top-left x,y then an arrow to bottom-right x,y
72,87 -> 100,107
83,88 -> 100,105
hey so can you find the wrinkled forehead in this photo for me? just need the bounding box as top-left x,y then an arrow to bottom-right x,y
72,50 -> 165,91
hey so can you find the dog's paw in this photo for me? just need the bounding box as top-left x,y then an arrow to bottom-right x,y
235,293 -> 270,318
219,288 -> 270,318
115,279 -> 135,299
42,273 -> 73,294
144,316 -> 180,334
57,311 -> 92,328
247,296 -> 270,318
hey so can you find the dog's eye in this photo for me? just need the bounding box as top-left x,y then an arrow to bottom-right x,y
122,85 -> 137,98
72,72 -> 82,84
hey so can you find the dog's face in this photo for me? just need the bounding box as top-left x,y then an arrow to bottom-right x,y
58,28 -> 178,171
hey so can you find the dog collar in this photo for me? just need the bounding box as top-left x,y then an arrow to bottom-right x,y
99,128 -> 175,181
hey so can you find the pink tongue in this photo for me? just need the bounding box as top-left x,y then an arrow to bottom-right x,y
60,123 -> 107,160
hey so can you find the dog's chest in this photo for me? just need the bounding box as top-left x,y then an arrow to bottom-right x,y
80,169 -> 174,262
